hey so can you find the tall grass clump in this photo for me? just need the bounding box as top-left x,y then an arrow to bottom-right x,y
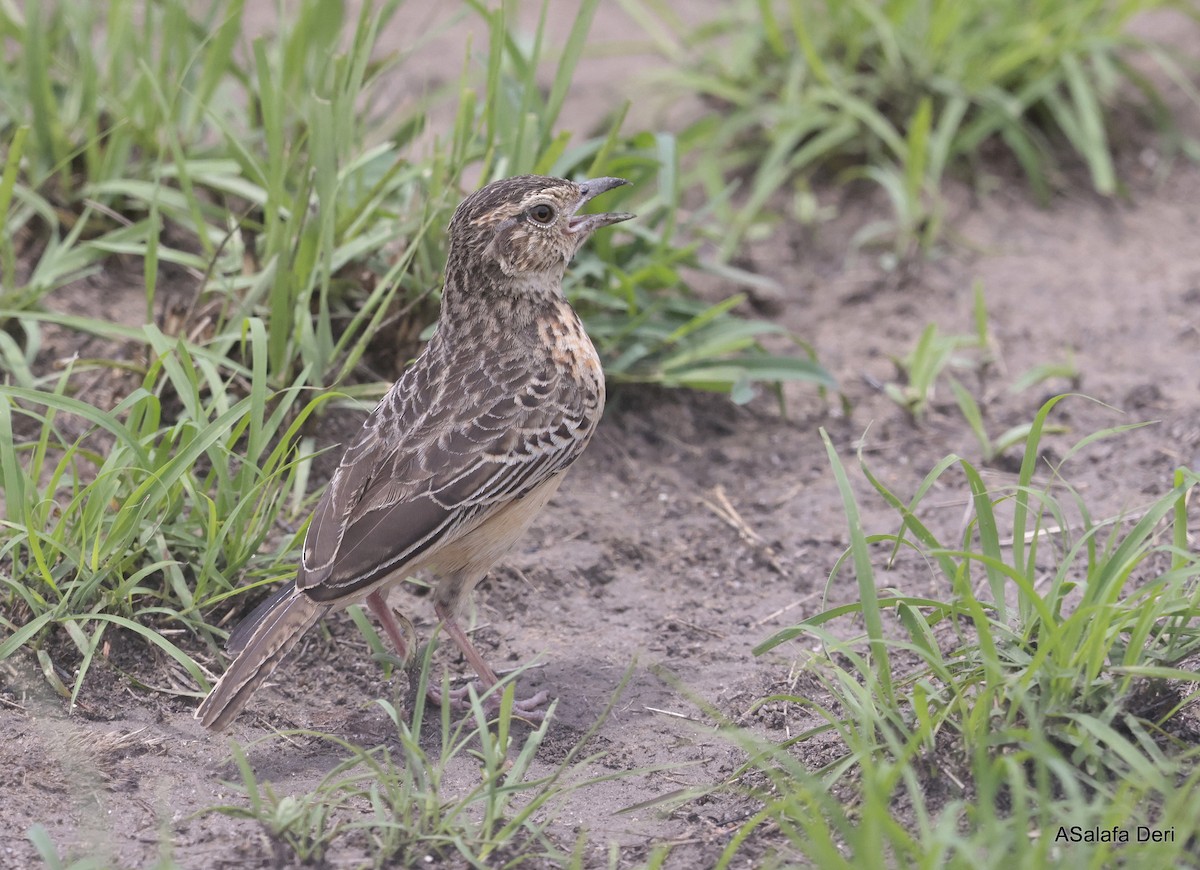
627,0 -> 1200,255
0,324 -> 325,704
0,0 -> 425,386
715,397 -> 1200,866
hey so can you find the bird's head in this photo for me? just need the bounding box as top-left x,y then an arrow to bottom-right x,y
448,175 -> 634,279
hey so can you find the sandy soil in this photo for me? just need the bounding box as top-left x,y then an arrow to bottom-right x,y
3,3 -> 1200,868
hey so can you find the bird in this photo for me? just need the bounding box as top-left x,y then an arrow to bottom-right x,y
195,174 -> 633,731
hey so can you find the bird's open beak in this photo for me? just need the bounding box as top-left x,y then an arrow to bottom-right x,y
568,177 -> 635,235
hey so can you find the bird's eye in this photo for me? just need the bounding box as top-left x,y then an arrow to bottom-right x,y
528,203 -> 556,224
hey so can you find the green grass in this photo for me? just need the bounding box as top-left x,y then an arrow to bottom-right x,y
201,653 -> 641,868
881,283 -> 1078,460
881,283 -> 993,423
0,322 -> 321,703
626,0 -> 1200,256
717,397 -> 1200,866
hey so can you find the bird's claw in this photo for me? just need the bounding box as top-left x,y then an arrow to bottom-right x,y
427,682 -> 550,724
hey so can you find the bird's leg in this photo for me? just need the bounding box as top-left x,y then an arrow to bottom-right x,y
429,600 -> 550,722
366,590 -> 415,665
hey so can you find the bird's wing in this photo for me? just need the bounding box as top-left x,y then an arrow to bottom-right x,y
297,353 -> 599,602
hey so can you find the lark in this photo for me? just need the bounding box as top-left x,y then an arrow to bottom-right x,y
196,175 -> 632,730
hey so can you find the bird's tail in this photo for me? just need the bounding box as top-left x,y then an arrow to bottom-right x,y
196,585 -> 326,731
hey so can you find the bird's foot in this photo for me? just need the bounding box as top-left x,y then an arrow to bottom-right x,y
427,681 -> 551,724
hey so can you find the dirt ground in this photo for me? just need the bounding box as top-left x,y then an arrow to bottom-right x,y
3,4 -> 1200,868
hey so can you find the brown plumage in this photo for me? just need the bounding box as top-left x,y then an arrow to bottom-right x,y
196,175 -> 633,730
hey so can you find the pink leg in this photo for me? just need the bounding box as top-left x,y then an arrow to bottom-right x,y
430,601 -> 550,722
366,590 -> 414,663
